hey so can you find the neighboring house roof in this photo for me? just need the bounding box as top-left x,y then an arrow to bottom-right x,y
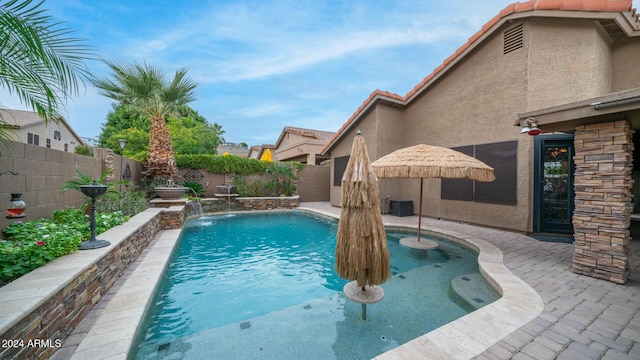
321,0 -> 640,154
0,108 -> 85,145
217,143 -> 250,157
274,126 -> 336,148
248,145 -> 261,158
255,144 -> 276,159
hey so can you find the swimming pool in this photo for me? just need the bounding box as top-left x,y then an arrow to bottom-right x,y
130,211 -> 499,359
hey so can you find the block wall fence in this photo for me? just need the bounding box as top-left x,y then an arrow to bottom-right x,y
0,141 -> 143,234
0,140 -> 329,235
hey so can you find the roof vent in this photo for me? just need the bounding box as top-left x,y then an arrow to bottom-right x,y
503,24 -> 524,55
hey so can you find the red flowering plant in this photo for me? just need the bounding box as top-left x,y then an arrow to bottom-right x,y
0,207 -> 126,286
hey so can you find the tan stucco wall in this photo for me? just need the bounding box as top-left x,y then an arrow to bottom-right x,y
527,19 -> 612,110
328,16 -> 640,233
275,132 -> 328,165
329,107 -> 404,207
399,21 -> 531,230
611,39 -> 640,92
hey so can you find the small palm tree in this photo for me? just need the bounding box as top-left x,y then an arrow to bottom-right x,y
61,165 -> 120,205
91,61 -> 197,180
0,0 -> 93,146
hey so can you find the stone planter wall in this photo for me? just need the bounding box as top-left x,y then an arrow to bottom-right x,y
0,208 -> 174,360
572,120 -> 633,284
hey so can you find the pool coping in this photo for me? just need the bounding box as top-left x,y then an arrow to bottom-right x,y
67,206 -> 544,360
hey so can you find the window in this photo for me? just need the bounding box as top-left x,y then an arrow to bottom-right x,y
333,156 -> 350,186
54,130 -> 61,140
474,141 -> 518,205
64,143 -> 68,152
441,141 -> 517,205
27,133 -> 40,146
441,146 -> 474,201
46,138 -> 51,148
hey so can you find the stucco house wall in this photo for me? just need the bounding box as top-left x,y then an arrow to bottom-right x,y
324,3 -> 640,235
394,20 -> 531,230
527,19 -> 613,110
329,105 -> 404,207
0,109 -> 84,153
611,40 -> 640,91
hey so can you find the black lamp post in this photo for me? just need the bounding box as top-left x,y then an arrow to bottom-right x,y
78,180 -> 110,250
118,138 -> 127,211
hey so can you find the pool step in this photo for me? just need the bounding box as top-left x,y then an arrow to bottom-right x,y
450,273 -> 498,310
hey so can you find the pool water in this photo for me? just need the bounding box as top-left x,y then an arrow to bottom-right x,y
131,211 -> 499,360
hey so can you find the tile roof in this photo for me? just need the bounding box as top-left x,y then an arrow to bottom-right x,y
321,0 -> 638,154
282,126 -> 336,141
0,109 -> 45,127
0,108 -> 85,145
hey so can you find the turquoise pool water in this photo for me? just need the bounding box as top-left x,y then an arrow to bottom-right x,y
131,211 -> 499,360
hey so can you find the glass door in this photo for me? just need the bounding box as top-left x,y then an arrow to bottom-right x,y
534,135 -> 574,233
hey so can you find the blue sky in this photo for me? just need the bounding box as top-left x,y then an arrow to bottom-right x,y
2,0 -> 596,146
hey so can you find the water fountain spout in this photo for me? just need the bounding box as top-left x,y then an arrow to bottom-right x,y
187,188 -> 204,217
216,183 -> 233,213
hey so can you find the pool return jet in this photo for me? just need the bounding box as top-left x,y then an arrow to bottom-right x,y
335,131 -> 390,320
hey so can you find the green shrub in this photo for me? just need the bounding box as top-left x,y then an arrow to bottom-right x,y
97,187 -> 149,217
176,154 -> 267,175
183,181 -> 204,197
0,207 -> 128,286
234,175 -> 266,197
74,144 -> 93,156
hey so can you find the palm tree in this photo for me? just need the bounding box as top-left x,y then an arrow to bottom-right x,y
92,60 -> 197,179
0,0 -> 93,145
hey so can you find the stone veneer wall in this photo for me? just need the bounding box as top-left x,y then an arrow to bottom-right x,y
572,120 -> 634,284
236,195 -> 300,210
0,211 -> 164,360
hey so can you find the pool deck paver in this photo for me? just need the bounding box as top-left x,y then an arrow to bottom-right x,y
49,202 -> 640,360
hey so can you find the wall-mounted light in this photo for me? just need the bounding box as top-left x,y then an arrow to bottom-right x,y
520,117 -> 541,136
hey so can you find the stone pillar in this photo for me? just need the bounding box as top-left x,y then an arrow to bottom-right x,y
572,120 -> 633,284
93,147 -> 116,182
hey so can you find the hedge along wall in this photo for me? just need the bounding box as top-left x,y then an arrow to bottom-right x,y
175,154 -> 330,201
0,141 -> 144,235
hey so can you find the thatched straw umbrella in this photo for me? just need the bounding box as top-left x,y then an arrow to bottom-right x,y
335,131 -> 390,318
372,144 -> 495,248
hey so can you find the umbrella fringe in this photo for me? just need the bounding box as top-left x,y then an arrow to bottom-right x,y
335,134 -> 391,288
372,144 -> 496,182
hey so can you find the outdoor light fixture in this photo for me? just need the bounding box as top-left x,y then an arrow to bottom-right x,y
118,138 -> 127,211
520,117 -> 541,136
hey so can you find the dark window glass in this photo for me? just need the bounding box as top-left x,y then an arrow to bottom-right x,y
441,145 -> 474,201
333,156 -> 350,186
474,141 -> 517,205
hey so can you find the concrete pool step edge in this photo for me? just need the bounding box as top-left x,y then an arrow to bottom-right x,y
295,205 -> 547,359
69,229 -> 180,360
373,230 -> 544,360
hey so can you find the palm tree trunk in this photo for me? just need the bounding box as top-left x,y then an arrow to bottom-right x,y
145,117 -> 178,179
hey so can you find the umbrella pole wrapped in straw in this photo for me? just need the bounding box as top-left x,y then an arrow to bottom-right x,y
335,131 -> 390,319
